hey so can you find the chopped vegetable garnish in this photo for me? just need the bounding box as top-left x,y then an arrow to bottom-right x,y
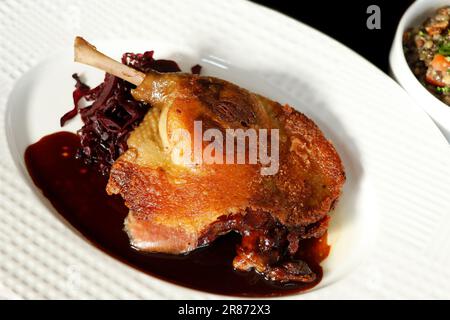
436,86 -> 450,94
438,42 -> 450,56
403,6 -> 450,106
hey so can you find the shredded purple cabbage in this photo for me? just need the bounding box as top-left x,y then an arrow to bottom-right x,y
61,51 -> 200,175
191,64 -> 202,75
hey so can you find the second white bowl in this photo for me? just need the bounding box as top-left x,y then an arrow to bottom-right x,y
390,0 -> 450,142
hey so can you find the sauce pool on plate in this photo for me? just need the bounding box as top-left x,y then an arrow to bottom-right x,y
24,131 -> 330,297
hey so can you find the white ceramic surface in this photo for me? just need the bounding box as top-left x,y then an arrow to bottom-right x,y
390,0 -> 450,142
1,0 -> 450,299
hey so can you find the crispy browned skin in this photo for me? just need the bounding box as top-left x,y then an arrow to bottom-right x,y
106,72 -> 345,282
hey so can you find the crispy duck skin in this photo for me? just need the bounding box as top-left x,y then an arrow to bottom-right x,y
74,37 -> 345,282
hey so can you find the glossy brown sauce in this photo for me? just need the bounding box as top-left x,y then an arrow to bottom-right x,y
24,131 -> 330,297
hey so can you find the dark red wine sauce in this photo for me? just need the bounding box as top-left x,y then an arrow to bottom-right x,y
24,131 -> 330,297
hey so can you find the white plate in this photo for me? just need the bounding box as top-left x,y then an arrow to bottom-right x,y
1,0 -> 450,299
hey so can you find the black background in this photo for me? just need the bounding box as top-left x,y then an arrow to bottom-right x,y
251,0 -> 415,73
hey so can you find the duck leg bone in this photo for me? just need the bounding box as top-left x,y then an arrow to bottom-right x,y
74,36 -> 145,86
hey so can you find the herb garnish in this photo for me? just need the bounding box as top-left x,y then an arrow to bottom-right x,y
436,86 -> 450,94
438,42 -> 450,56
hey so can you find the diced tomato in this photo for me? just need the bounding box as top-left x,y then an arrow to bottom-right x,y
426,54 -> 450,86
425,20 -> 449,36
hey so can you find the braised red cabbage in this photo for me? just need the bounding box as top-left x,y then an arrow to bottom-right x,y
61,51 -> 199,175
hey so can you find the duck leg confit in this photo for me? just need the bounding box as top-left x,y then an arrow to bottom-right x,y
74,37 -> 345,283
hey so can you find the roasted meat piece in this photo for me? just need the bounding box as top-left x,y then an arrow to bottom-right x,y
74,37 -> 345,283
